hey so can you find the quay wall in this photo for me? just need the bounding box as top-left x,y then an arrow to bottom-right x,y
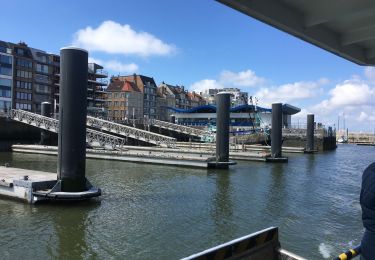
282,128 -> 336,151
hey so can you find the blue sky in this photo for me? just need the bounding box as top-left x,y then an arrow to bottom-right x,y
2,0 -> 375,131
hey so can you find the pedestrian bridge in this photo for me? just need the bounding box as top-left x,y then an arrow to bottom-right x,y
146,118 -> 206,137
9,109 -> 177,148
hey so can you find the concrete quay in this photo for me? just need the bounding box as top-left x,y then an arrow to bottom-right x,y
11,144 -> 269,167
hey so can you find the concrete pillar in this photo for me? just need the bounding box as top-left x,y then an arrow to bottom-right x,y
216,92 -> 231,165
40,102 -> 51,145
57,47 -> 88,192
306,114 -> 314,151
271,103 -> 282,158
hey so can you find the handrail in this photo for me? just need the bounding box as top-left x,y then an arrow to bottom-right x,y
87,116 -> 176,148
8,109 -> 124,149
147,118 -> 206,137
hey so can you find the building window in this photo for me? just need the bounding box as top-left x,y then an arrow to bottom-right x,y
0,66 -> 12,76
16,48 -> 25,56
16,58 -> 32,68
35,73 -> 49,83
36,63 -> 49,73
107,93 -> 112,98
16,92 -> 32,101
16,103 -> 31,111
35,84 -> 50,94
0,54 -> 12,65
16,70 -> 32,78
0,86 -> 11,98
16,81 -> 32,90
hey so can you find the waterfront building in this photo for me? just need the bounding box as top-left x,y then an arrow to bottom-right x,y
0,44 -> 13,115
114,74 -> 157,119
187,91 -> 206,108
106,77 -> 143,121
156,83 -> 175,121
200,88 -> 248,106
168,103 -> 300,129
0,40 -> 108,116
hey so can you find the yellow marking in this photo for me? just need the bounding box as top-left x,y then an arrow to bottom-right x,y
350,249 -> 356,256
338,253 -> 347,260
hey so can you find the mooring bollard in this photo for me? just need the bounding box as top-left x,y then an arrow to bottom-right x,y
57,47 -> 89,192
40,102 -> 51,145
271,103 -> 282,158
306,114 -> 315,152
216,92 -> 231,167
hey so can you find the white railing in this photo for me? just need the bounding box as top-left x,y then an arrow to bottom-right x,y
8,109 -> 125,149
87,116 -> 176,148
147,119 -> 206,137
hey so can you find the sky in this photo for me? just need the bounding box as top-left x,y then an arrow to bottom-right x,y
1,0 -> 374,132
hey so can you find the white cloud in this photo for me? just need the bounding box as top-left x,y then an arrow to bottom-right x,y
89,57 -> 138,74
219,69 -> 265,87
254,81 -> 323,105
190,69 -> 265,92
73,20 -> 176,57
190,79 -> 224,93
365,66 -> 375,83
314,78 -> 375,112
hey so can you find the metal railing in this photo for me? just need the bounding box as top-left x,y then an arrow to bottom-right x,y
8,109 -> 124,149
87,116 -> 176,148
146,118 -> 206,137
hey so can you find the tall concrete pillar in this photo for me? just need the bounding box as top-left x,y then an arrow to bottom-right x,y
40,102 -> 51,145
306,114 -> 314,152
216,92 -> 231,165
271,103 -> 282,158
57,47 -> 88,192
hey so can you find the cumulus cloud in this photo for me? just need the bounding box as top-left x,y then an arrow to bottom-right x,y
254,81 -> 323,105
190,79 -> 224,93
73,20 -> 176,57
89,57 -> 138,74
365,66 -> 375,83
314,78 -> 375,112
190,69 -> 265,92
219,69 -> 265,87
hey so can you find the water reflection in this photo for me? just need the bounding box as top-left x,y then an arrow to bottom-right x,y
43,201 -> 100,259
209,169 -> 234,239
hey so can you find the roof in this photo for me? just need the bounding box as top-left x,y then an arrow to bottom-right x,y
167,104 -> 273,113
217,0 -> 375,66
107,79 -> 140,92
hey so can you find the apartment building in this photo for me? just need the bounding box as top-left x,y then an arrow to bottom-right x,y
106,77 -> 143,121
0,40 -> 108,116
0,44 -> 13,114
156,82 -> 175,121
112,74 -> 157,119
200,87 -> 248,106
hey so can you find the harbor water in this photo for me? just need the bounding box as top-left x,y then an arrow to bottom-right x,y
0,144 -> 372,259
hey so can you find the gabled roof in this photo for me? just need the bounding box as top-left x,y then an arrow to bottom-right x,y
107,79 -> 140,92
